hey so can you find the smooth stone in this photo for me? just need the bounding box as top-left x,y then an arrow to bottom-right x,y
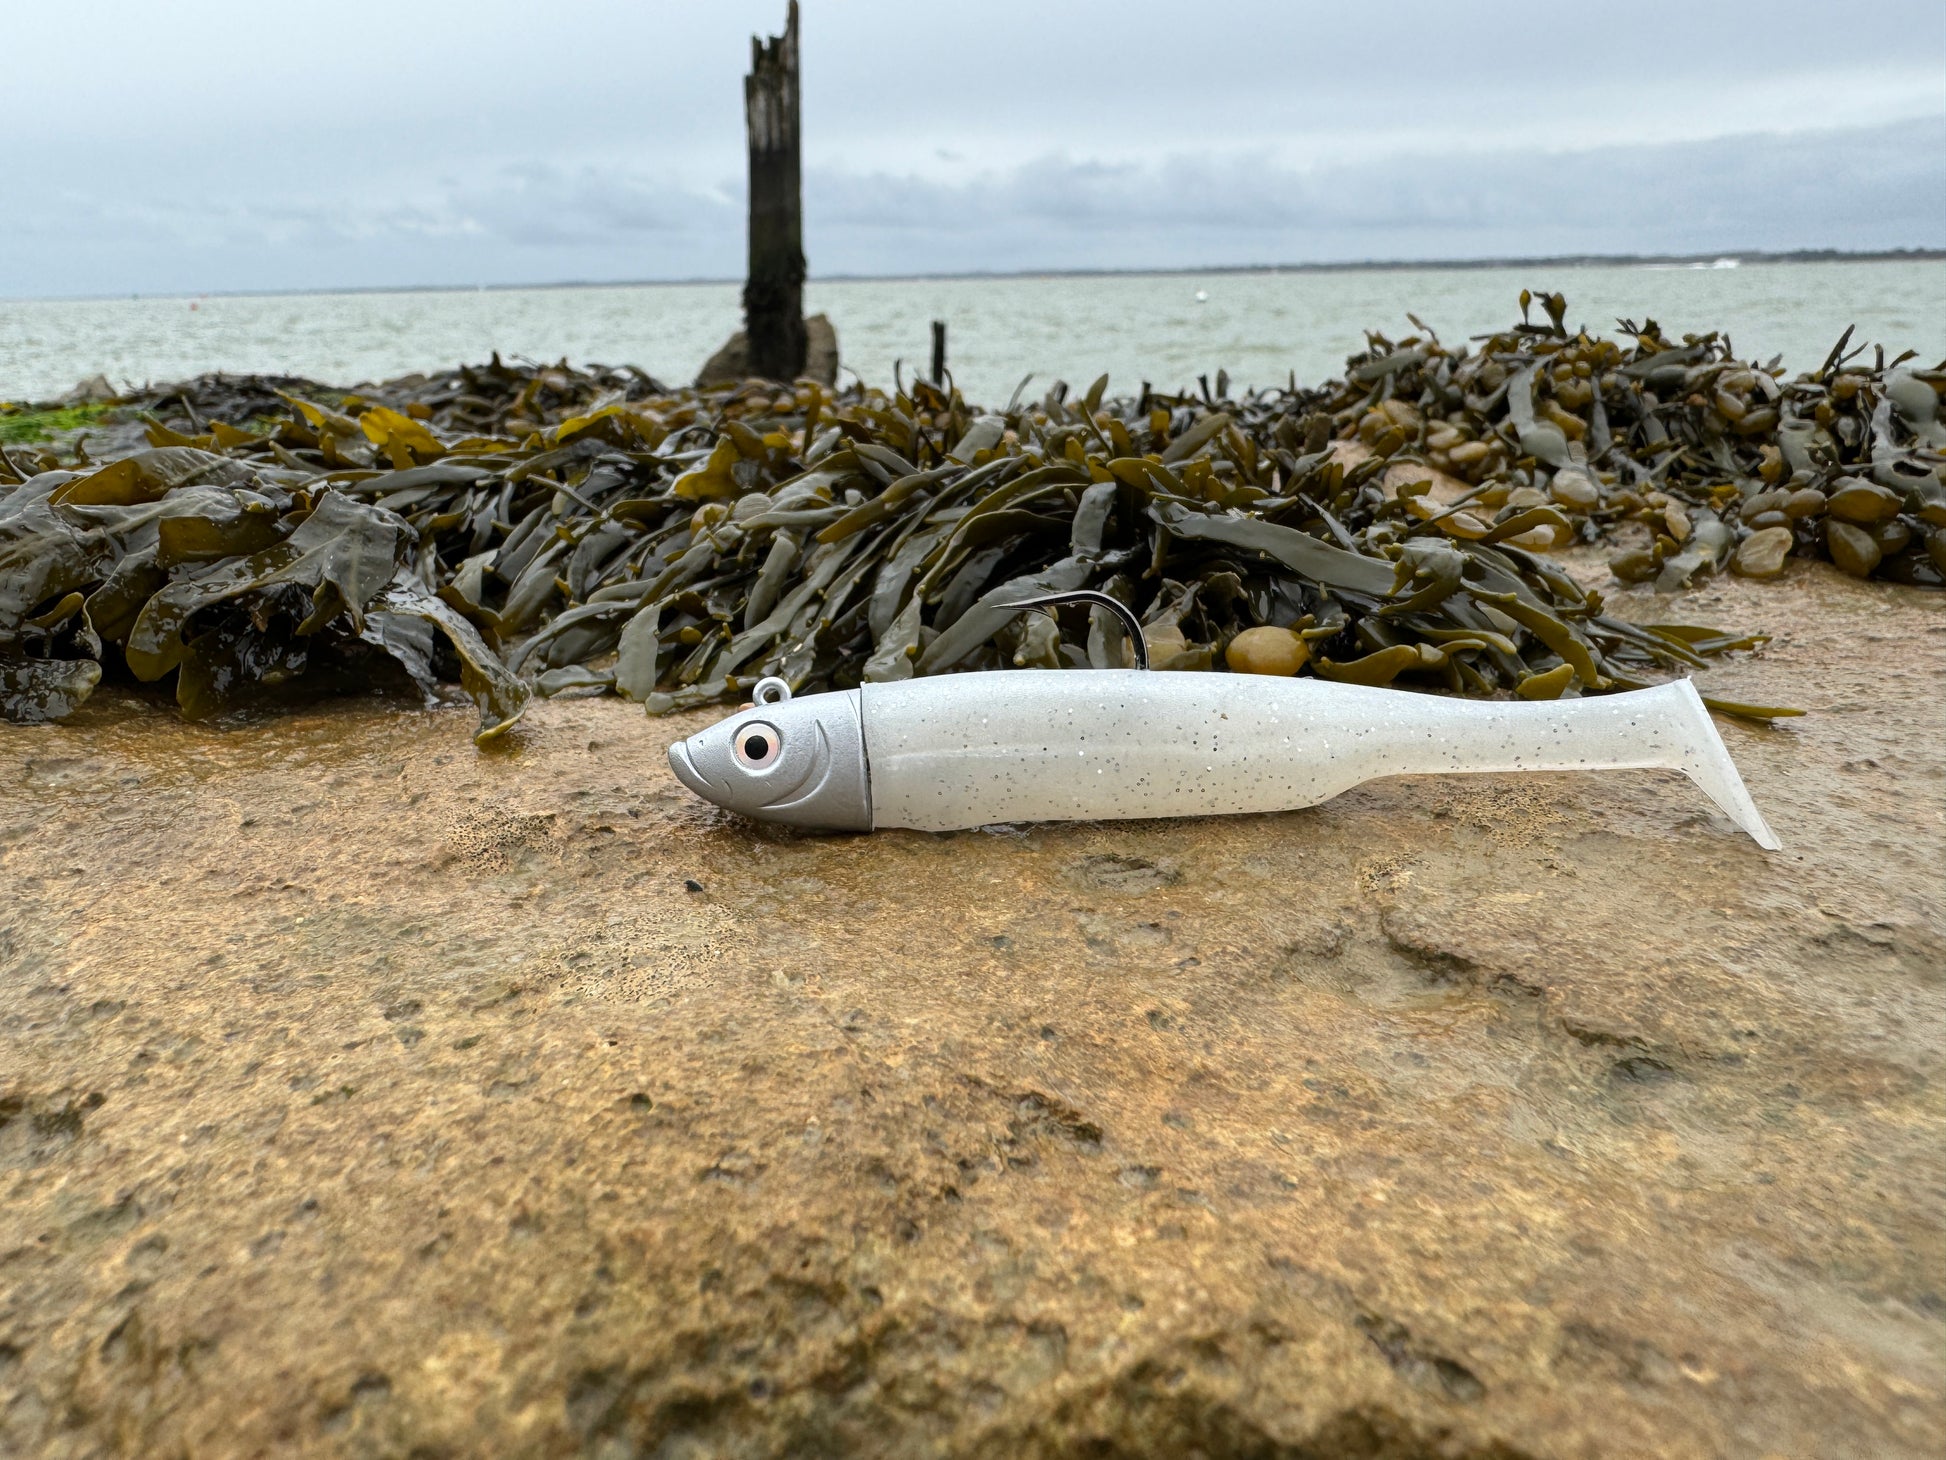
1733,526 -> 1795,580
1224,625 -> 1311,677
1827,481 -> 1900,526
1549,467 -> 1601,510
1607,547 -> 1658,583
1827,521 -> 1883,577
1873,519 -> 1914,556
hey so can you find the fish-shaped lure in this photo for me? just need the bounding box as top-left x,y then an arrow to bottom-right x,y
668,596 -> 1779,847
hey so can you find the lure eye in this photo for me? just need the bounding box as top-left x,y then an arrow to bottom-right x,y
734,722 -> 782,770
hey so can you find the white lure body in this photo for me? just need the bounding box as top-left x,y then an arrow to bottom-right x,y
667,670 -> 1780,849
861,671 -> 1779,845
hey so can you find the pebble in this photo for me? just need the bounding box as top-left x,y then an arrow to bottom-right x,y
1783,487 -> 1827,519
1826,521 -> 1883,578
1827,481 -> 1900,526
1733,526 -> 1794,580
1549,467 -> 1601,510
1873,519 -> 1913,556
1608,548 -> 1658,584
1225,626 -> 1311,677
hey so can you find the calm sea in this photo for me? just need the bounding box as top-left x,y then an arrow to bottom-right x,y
3,261 -> 1940,407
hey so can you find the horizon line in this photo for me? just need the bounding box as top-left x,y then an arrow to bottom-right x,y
6,246 -> 1942,306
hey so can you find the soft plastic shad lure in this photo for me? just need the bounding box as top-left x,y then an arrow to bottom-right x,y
667,595 -> 1779,848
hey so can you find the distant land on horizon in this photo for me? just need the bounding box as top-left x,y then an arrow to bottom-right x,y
15,247 -> 1944,305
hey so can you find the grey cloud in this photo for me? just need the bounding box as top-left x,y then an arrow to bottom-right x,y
446,163 -> 736,247
5,117 -> 1940,297
803,118 -> 1946,270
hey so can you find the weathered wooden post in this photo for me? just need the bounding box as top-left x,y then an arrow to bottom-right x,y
930,320 -> 947,386
743,1 -> 806,382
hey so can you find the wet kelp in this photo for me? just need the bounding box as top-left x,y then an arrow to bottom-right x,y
2,300 -> 1940,738
1319,292 -> 1946,590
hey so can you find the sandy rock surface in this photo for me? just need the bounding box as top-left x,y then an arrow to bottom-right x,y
2,563 -> 1942,1459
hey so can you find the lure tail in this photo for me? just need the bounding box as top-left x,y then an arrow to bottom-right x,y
1638,680 -> 1782,850
1374,678 -> 1780,849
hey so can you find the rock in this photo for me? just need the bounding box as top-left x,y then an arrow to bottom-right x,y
1929,527 -> 1946,574
1548,467 -> 1601,510
1733,525 -> 1794,579
1873,519 -> 1914,557
1607,546 -> 1658,583
1826,520 -> 1883,577
1331,439 -> 1475,511
1914,480 -> 1946,528
696,312 -> 840,387
1,562 -> 1940,1460
1783,487 -> 1827,519
57,373 -> 118,405
1224,625 -> 1310,677
1826,479 -> 1901,526
694,334 -> 745,386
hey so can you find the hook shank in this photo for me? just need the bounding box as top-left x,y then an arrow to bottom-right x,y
996,590 -> 1148,670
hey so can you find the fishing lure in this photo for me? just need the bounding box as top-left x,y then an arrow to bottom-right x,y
667,592 -> 1780,848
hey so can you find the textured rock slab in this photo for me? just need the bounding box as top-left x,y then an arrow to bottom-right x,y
0,565 -> 1941,1458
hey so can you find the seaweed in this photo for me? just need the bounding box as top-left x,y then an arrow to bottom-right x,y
3,302 -> 1938,735
0,403 -> 117,445
1316,294 -> 1946,590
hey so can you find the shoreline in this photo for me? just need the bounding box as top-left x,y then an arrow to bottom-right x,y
6,247 -> 1943,307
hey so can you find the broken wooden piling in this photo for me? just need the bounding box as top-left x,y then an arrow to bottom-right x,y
743,1 -> 807,382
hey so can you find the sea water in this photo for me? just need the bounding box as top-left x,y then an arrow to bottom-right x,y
3,260 -> 1939,407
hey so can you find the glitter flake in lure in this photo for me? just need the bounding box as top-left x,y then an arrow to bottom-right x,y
667,672 -> 1781,849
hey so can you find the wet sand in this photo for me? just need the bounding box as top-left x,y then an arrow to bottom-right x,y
2,562 -> 1942,1458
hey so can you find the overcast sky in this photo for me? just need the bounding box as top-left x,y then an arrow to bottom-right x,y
7,0 -> 1944,297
